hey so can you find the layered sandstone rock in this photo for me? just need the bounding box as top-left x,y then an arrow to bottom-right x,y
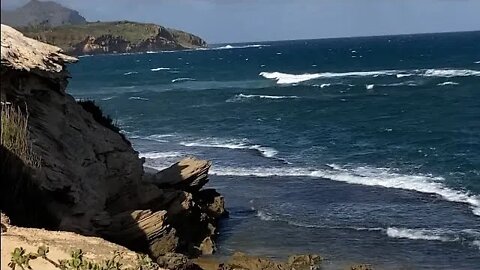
0,24 -> 225,263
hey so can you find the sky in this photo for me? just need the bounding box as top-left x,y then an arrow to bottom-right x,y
2,0 -> 480,43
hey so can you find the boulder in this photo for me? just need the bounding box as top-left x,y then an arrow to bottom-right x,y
147,157 -> 211,192
219,253 -> 322,270
219,252 -> 287,270
349,264 -> 374,270
287,255 -> 322,270
156,253 -> 202,270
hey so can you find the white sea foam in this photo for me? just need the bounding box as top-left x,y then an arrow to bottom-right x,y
473,240 -> 480,250
475,61 -> 480,64
437,81 -> 459,86
210,164 -> 480,216
123,71 -> 138,76
366,84 -> 375,90
100,96 -> 116,101
259,72 -> 324,84
151,67 -> 171,72
199,44 -> 269,51
396,74 -> 413,78
227,94 -> 299,102
260,70 -> 400,84
424,69 -> 480,77
256,210 -> 274,221
140,151 -> 183,159
128,96 -> 149,101
260,68 -> 480,85
180,138 -> 278,158
386,227 -> 451,242
171,78 -> 196,83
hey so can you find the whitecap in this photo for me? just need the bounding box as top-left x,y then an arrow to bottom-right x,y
180,138 -> 278,158
172,78 -> 196,83
259,70 -> 401,85
142,134 -> 175,143
475,61 -> 480,64
100,96 -> 116,101
437,81 -> 459,86
386,227 -> 451,242
473,240 -> 480,250
366,84 -> 374,90
423,69 -> 480,78
151,67 -> 171,72
123,71 -> 138,75
396,73 -> 415,78
128,96 -> 149,101
140,151 -> 182,159
200,44 -> 270,51
210,164 -> 480,216
227,94 -> 299,102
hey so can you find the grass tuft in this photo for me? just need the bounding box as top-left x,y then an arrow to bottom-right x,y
1,103 -> 40,168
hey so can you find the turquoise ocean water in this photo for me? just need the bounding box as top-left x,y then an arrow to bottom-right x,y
69,32 -> 480,269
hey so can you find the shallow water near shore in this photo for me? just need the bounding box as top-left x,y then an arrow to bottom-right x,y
68,31 -> 480,269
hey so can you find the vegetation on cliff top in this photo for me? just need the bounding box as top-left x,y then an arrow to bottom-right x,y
19,21 -> 206,55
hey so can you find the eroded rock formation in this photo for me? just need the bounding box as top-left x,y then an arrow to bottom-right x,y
0,24 -> 225,263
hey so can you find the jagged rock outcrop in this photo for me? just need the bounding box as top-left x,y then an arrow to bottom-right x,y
1,24 -> 225,263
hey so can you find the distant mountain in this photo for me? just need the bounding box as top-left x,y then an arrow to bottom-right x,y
1,0 -> 87,27
1,0 -> 207,55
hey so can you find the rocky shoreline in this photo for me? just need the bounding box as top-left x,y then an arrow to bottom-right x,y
0,24 -> 371,270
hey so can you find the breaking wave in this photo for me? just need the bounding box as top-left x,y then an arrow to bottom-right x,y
227,93 -> 299,102
260,69 -> 480,84
128,96 -> 149,101
180,138 -> 278,158
140,151 -> 183,159
172,77 -> 196,83
151,67 -> 171,72
211,164 -> 480,216
123,71 -> 138,75
437,81 -> 459,86
200,44 -> 270,51
386,227 -> 452,242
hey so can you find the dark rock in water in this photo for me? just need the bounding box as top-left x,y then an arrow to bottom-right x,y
219,252 -> 322,270
349,264 -> 374,270
156,253 -> 202,270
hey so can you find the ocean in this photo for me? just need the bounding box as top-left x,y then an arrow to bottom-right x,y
68,31 -> 480,269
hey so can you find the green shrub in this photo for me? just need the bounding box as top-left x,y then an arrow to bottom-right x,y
0,104 -> 40,167
9,246 -> 160,270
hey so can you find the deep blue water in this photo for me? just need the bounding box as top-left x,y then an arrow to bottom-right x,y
68,32 -> 480,269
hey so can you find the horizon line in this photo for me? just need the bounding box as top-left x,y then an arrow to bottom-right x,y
209,29 -> 480,46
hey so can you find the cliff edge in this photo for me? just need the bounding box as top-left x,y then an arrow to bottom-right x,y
0,24 -> 225,265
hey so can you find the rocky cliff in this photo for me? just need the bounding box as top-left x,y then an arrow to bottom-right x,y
20,21 -> 207,56
0,24 -> 223,264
